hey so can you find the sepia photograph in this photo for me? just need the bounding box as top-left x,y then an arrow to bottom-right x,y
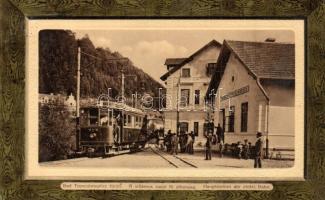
25,20 -> 305,180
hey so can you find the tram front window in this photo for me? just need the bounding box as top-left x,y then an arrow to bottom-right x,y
109,111 -> 113,126
89,108 -> 99,125
100,109 -> 109,126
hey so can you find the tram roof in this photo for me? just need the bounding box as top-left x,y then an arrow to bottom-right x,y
81,101 -> 144,115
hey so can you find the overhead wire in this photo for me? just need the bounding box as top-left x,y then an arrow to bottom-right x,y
80,50 -> 129,63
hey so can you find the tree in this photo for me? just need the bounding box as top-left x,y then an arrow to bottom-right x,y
39,104 -> 76,162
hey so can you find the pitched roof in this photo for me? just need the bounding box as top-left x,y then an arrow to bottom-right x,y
226,40 -> 295,79
160,40 -> 222,81
206,40 -> 295,99
164,58 -> 187,66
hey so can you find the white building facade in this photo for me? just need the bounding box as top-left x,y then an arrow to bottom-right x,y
160,40 -> 222,142
206,40 -> 295,157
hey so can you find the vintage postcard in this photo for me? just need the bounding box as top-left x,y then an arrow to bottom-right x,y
25,19 -> 305,180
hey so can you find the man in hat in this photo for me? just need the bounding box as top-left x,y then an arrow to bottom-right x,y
254,132 -> 264,168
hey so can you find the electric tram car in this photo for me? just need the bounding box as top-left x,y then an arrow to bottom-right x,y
78,105 -> 148,157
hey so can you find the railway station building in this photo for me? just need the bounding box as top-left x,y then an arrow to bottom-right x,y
160,40 -> 222,143
206,39 -> 295,157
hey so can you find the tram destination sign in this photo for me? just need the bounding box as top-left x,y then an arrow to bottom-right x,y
221,85 -> 249,101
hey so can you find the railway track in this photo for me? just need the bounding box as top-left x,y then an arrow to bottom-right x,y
150,146 -> 197,168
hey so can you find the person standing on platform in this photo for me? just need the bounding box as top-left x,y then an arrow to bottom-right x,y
165,130 -> 172,153
186,132 -> 193,154
191,131 -> 195,154
171,133 -> 178,155
215,124 -> 224,157
179,131 -> 186,153
216,123 -> 224,143
254,132 -> 264,168
243,139 -> 250,159
205,131 -> 213,160
189,131 -> 195,154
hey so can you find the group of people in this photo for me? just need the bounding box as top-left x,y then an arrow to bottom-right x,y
204,124 -> 264,168
235,139 -> 252,159
164,130 -> 195,155
160,123 -> 264,168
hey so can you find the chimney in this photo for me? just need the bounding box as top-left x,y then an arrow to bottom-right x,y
265,38 -> 276,42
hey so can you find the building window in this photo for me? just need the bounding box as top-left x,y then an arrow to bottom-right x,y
135,116 -> 138,126
179,122 -> 189,133
219,109 -> 226,131
241,102 -> 248,132
194,90 -> 200,105
206,63 -> 217,76
109,111 -> 113,126
128,115 -> 132,124
182,68 -> 190,77
228,106 -> 235,132
194,122 -> 199,136
180,89 -> 190,107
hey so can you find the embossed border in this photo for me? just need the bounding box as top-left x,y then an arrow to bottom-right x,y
1,0 -> 324,199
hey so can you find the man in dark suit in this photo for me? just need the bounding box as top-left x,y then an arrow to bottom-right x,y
216,123 -> 224,143
254,132 -> 264,168
215,123 -> 224,157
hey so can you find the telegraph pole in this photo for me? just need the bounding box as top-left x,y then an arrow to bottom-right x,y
76,45 -> 81,150
120,69 -> 125,144
121,69 -> 125,104
266,101 -> 270,159
176,76 -> 180,136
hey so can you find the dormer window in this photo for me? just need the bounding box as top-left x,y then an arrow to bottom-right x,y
182,68 -> 190,77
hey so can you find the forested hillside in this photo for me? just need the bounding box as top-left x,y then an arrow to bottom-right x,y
39,30 -> 164,100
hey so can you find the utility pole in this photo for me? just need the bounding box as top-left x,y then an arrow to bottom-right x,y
121,69 -> 125,104
119,69 -> 137,141
76,45 -> 81,151
120,69 -> 125,144
266,101 -> 270,159
108,88 -> 113,122
176,76 -> 180,136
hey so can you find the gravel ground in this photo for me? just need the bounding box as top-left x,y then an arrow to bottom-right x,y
40,147 -> 294,169
40,148 -> 173,168
175,151 -> 294,168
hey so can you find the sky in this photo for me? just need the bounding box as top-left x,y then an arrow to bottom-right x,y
74,29 -> 294,85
